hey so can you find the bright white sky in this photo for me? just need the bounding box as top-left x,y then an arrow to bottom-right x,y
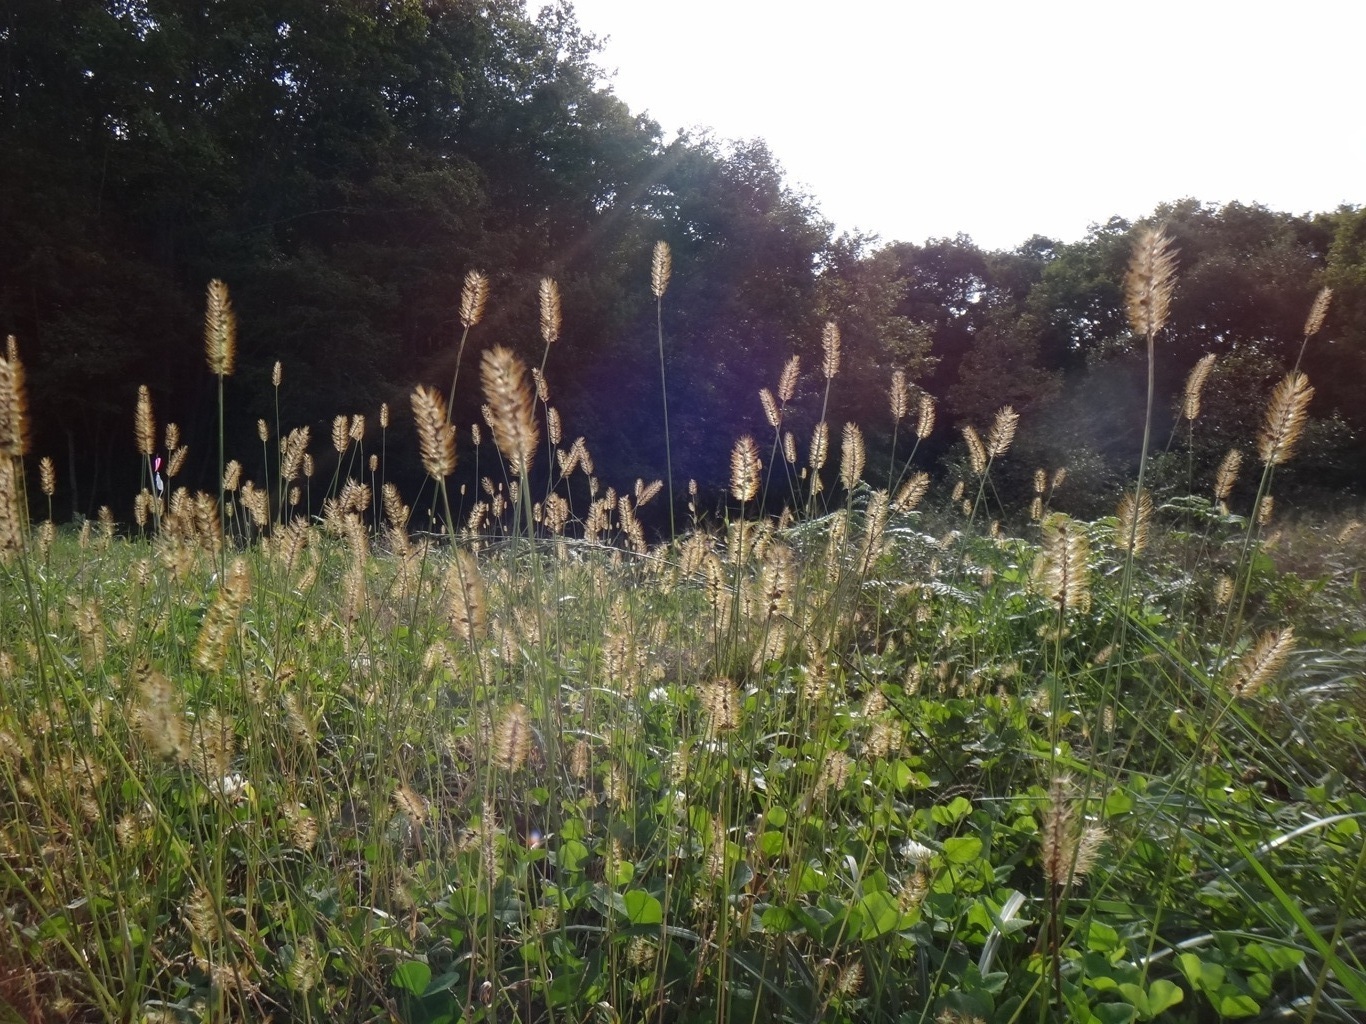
566,0 -> 1365,252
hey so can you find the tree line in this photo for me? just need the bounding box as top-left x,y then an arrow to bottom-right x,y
3,0 -> 1363,524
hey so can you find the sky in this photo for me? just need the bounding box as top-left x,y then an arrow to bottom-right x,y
566,0 -> 1365,252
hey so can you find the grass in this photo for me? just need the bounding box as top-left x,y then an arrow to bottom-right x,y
0,250 -> 1364,1024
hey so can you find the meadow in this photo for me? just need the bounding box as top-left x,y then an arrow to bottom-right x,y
0,233 -> 1363,1024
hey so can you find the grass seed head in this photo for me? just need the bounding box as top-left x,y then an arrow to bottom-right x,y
962,425 -> 986,475
839,422 -> 865,491
459,270 -> 489,328
986,405 -> 1019,459
730,435 -> 761,503
916,393 -> 936,440
1304,286 -> 1332,338
1214,447 -> 1242,501
204,279 -> 236,376
1227,627 -> 1295,698
135,385 -> 155,457
411,386 -> 457,478
1183,353 -> 1216,421
890,369 -> 909,422
821,321 -> 841,379
539,276 -> 562,345
1257,371 -> 1314,466
778,354 -> 800,403
480,346 -> 539,477
651,241 -> 671,298
1124,227 -> 1178,338
892,472 -> 930,513
1115,488 -> 1152,555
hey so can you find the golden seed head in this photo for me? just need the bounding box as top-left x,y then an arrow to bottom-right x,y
892,472 -> 930,513
280,426 -> 311,482
782,431 -> 797,464
480,346 -> 540,477
134,385 -> 156,457
272,360 -> 282,387
167,445 -> 188,477
349,414 -> 365,442
1257,371 -> 1314,466
889,369 -> 909,422
410,386 -> 457,478
539,276 -> 562,345
39,456 -> 55,497
204,279 -> 236,376
303,453 -> 314,478
1227,626 -> 1295,698
223,460 -> 242,492
1124,227 -> 1178,338
331,415 -> 350,454
164,422 -> 180,452
257,418 -> 269,443
1038,514 -> 1091,613
1051,467 -> 1067,490
0,345 -> 30,457
1115,488 -> 1152,555
915,394 -> 936,440
1183,353 -> 1216,422
778,355 -> 800,404
730,435 -> 761,503
1256,493 -> 1274,526
821,321 -> 841,379
546,406 -> 562,445
699,678 -> 743,734
963,425 -> 986,475
839,422 -> 865,490
809,421 -> 829,471
494,703 -> 532,771
986,405 -> 1019,459
379,402 -> 389,429
651,241 -> 671,298
759,388 -> 780,429
1214,447 -> 1242,501
1304,287 -> 1332,338
459,270 -> 489,328
1033,468 -> 1047,495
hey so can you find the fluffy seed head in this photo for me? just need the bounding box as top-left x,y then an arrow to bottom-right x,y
759,388 -> 780,429
459,270 -> 489,328
272,360 -> 282,387
986,405 -> 1019,459
730,435 -> 761,503
778,355 -> 800,403
539,277 -> 561,345
410,386 -> 457,478
0,343 -> 30,457
1304,287 -> 1332,338
1227,627 -> 1295,698
962,425 -> 987,475
651,241 -> 671,298
379,402 -> 389,429
480,346 -> 540,477
889,369 -> 909,422
1124,227 -> 1178,338
809,421 -> 829,471
1115,488 -> 1152,555
1214,448 -> 1242,501
915,394 -> 935,440
892,472 -> 930,513
494,703 -> 532,771
821,321 -> 841,379
1038,514 -> 1091,613
1183,353 -> 1216,421
204,279 -> 236,376
1257,371 -> 1314,466
135,385 -> 155,457
39,456 -> 55,497
839,422 -> 865,490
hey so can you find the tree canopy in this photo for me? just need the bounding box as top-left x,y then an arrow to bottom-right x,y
2,1 -> 1362,522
